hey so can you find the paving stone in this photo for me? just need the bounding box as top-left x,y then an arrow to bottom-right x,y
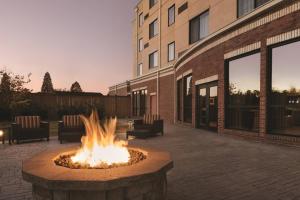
1,124 -> 300,200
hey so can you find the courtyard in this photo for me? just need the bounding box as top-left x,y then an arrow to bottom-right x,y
1,124 -> 300,200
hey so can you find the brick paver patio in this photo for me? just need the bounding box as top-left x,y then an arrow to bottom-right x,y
1,124 -> 300,200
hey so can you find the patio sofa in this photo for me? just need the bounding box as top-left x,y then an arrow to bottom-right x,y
58,115 -> 85,144
11,116 -> 49,144
126,114 -> 163,139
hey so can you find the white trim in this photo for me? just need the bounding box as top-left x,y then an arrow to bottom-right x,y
150,92 -> 157,96
267,28 -> 300,46
224,42 -> 261,59
132,87 -> 147,92
195,75 -> 218,85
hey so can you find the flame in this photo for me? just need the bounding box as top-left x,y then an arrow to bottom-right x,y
71,111 -> 130,167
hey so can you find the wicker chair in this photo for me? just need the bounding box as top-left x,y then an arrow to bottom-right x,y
126,114 -> 163,139
58,115 -> 85,144
11,116 -> 49,144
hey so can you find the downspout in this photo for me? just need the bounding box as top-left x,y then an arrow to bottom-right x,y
157,0 -> 162,115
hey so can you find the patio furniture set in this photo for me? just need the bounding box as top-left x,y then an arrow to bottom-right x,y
0,114 -> 163,144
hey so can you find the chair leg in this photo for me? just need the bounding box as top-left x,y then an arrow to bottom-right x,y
47,137 -> 50,141
60,140 -> 63,144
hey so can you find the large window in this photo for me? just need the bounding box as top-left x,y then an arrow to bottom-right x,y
189,10 -> 209,44
269,40 -> 300,137
149,0 -> 157,9
226,52 -> 260,132
139,13 -> 144,27
184,75 -> 193,123
149,51 -> 158,69
168,5 -> 175,26
168,42 -> 175,62
132,89 -> 147,117
238,0 -> 270,17
149,19 -> 158,39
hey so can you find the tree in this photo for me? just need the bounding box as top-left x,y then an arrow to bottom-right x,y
70,81 -> 83,92
0,69 -> 31,120
41,72 -> 54,93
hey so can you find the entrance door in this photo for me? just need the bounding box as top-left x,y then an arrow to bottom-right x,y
196,81 -> 218,131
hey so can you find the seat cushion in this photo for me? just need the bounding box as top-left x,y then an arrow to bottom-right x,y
63,115 -> 82,127
15,116 -> 40,128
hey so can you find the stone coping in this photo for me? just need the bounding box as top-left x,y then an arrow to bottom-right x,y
22,146 -> 173,191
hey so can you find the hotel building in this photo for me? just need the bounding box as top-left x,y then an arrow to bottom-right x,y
109,0 -> 300,141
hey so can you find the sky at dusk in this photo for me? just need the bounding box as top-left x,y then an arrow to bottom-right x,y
0,0 -> 139,94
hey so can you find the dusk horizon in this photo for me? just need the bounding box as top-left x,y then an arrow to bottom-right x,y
0,0 -> 138,94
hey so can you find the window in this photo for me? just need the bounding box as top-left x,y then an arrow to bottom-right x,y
168,5 -> 175,26
189,10 -> 209,44
149,19 -> 158,39
132,89 -> 147,117
149,51 -> 158,69
139,38 -> 143,52
168,42 -> 175,61
139,13 -> 144,27
137,63 -> 143,76
149,0 -> 157,9
226,52 -> 260,132
238,0 -> 271,17
184,75 -> 193,123
268,40 -> 300,137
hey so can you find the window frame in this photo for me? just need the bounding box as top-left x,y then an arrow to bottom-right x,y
237,0 -> 271,18
139,12 -> 144,27
168,41 -> 175,62
139,38 -> 143,52
267,37 -> 300,136
149,18 -> 158,39
149,51 -> 158,69
137,63 -> 143,77
168,4 -> 175,27
149,0 -> 157,9
224,49 -> 261,132
189,10 -> 209,45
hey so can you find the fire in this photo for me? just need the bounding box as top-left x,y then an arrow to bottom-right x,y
71,111 -> 130,167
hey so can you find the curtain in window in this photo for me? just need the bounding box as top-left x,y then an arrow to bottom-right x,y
238,0 -> 254,17
190,18 -> 199,44
199,11 -> 209,39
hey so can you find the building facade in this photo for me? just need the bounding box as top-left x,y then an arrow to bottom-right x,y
109,0 -> 300,141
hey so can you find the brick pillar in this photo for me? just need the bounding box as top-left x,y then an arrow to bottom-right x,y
218,69 -> 225,134
259,40 -> 268,137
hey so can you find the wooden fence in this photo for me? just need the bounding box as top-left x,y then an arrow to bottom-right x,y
30,92 -> 131,120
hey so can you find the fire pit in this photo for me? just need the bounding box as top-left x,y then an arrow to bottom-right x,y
22,111 -> 173,200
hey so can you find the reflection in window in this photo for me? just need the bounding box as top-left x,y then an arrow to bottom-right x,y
184,75 -> 192,123
269,40 -> 300,136
226,53 -> 260,132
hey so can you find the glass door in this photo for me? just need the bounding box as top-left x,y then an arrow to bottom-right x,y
197,81 -> 218,131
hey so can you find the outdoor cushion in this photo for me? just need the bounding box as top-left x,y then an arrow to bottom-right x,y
143,114 -> 160,125
63,115 -> 82,127
15,116 -> 40,129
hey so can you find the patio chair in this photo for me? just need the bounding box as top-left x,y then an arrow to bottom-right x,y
126,114 -> 163,139
58,115 -> 85,144
11,116 -> 49,144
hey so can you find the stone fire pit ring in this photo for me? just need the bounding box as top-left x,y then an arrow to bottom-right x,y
22,146 -> 173,200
